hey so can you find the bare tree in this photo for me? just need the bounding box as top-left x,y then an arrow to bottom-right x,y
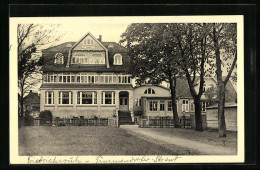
17,24 -> 63,124
209,23 -> 237,137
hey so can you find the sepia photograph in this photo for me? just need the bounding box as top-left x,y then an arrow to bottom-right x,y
9,16 -> 244,164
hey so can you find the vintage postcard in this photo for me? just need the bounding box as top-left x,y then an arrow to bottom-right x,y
9,16 -> 244,164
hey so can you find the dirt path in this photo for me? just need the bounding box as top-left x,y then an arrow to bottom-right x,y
120,125 -> 236,155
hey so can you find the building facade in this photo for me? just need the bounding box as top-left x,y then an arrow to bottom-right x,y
40,32 -> 134,119
40,32 -> 237,122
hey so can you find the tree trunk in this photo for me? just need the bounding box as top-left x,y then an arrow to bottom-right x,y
169,75 -> 180,128
194,97 -> 203,131
213,24 -> 227,137
218,81 -> 226,137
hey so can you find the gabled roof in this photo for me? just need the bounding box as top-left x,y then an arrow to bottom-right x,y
41,41 -> 131,72
101,42 -> 128,53
175,76 -> 237,101
42,42 -> 76,53
71,32 -> 108,51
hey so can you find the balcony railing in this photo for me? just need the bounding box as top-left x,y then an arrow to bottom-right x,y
43,72 -> 132,84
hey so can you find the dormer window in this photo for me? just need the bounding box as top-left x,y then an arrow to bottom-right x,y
144,88 -> 155,94
108,44 -> 114,48
83,38 -> 94,45
54,53 -> 64,64
113,53 -> 122,65
66,44 -> 72,48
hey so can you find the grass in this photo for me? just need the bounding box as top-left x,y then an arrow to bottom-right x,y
19,126 -> 199,156
145,128 -> 237,149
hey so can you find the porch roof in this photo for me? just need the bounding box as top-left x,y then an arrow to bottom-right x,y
40,83 -> 133,90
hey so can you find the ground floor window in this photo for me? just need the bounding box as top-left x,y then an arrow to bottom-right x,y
182,100 -> 189,112
59,91 -> 73,105
45,91 -> 54,104
160,101 -> 165,111
149,100 -> 158,111
168,101 -> 172,111
101,91 -> 115,105
135,99 -> 142,106
77,91 -> 97,104
190,102 -> 195,112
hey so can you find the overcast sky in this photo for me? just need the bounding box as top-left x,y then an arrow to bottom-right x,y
55,23 -> 129,44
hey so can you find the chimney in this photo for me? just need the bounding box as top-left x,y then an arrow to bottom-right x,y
98,35 -> 102,42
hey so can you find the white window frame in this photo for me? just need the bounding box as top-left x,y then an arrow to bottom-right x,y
144,88 -> 155,94
113,53 -> 122,65
190,102 -> 195,112
54,53 -> 64,64
77,91 -> 97,105
149,100 -> 158,111
168,101 -> 172,111
182,100 -> 189,112
160,101 -> 165,111
45,91 -> 54,105
135,99 -> 142,106
101,91 -> 116,105
58,91 -> 73,105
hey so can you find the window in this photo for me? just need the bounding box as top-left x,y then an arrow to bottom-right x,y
182,100 -> 189,112
149,101 -> 158,111
168,101 -> 172,111
202,102 -> 207,112
101,92 -> 115,105
113,54 -> 122,65
160,102 -> 165,111
83,38 -> 94,45
54,53 -> 64,64
45,91 -> 54,104
144,88 -> 155,94
118,75 -> 131,84
77,92 -> 97,105
135,99 -> 142,106
58,91 -> 73,105
190,102 -> 195,112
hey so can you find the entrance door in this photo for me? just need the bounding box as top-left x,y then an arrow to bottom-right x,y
119,97 -> 128,111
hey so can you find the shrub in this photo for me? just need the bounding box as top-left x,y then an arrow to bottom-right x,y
39,110 -> 53,126
24,111 -> 34,126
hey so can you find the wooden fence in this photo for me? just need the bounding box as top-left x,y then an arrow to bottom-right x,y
139,116 -> 191,128
33,117 -> 109,126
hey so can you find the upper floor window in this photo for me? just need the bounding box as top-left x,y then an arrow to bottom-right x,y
144,88 -> 155,94
54,53 -> 64,64
113,54 -> 122,65
83,38 -> 94,46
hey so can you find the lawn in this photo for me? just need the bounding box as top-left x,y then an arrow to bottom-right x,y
19,126 -> 199,155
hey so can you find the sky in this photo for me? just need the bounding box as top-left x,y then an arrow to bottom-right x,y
54,23 -> 129,45
11,16 -> 241,94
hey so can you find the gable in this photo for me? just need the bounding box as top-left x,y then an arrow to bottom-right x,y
73,34 -> 105,51
133,85 -> 170,99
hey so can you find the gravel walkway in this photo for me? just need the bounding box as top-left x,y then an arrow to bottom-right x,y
120,125 -> 236,155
